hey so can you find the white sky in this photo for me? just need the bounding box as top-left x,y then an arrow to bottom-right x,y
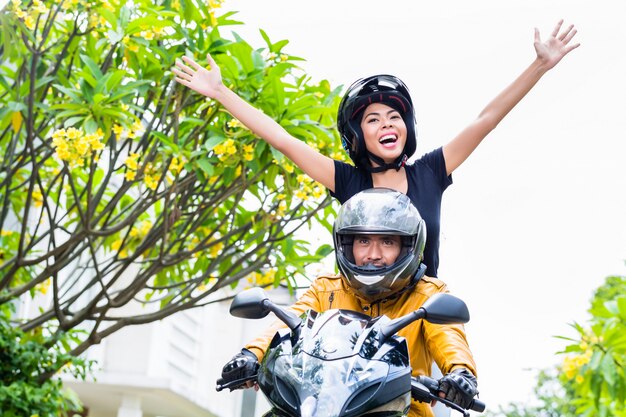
226,0 -> 626,411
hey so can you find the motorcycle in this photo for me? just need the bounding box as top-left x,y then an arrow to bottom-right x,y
217,287 -> 485,417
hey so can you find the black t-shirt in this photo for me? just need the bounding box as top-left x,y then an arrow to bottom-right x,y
331,147 -> 452,277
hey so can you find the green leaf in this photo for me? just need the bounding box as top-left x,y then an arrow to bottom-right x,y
315,244 -> 334,258
204,134 -> 226,151
196,158 -> 214,176
80,54 -> 103,80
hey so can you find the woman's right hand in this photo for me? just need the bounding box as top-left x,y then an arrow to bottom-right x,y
173,53 -> 224,99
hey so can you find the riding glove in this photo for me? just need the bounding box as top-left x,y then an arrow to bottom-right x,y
220,348 -> 259,389
438,368 -> 478,409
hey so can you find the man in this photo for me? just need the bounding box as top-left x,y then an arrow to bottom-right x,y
220,188 -> 478,416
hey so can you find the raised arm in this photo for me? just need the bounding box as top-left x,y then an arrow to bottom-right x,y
173,54 -> 336,191
443,19 -> 580,175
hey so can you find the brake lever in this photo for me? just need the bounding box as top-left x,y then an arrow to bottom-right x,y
216,374 -> 258,392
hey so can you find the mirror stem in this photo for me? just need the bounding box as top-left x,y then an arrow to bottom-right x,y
263,300 -> 301,331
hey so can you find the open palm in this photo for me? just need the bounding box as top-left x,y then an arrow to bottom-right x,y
534,20 -> 580,70
173,54 -> 223,99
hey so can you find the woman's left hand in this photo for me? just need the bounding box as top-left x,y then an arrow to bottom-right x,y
534,19 -> 580,70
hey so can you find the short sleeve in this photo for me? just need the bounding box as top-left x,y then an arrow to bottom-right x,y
330,160 -> 371,204
417,147 -> 453,191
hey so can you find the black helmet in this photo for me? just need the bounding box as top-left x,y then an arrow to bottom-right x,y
333,188 -> 426,302
337,75 -> 417,171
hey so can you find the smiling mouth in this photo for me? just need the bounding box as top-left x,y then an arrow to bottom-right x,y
379,134 -> 397,145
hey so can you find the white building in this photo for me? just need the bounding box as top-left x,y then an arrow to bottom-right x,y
62,288 -> 293,417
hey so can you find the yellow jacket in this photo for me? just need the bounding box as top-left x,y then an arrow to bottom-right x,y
245,273 -> 477,417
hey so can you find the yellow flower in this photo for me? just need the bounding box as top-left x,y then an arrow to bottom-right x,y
52,129 -> 66,140
32,0 -> 48,13
280,54 -> 288,62
111,239 -> 123,251
125,153 -> 139,170
243,144 -> 254,153
66,127 -> 80,140
312,186 -> 325,199
283,164 -> 294,173
209,240 -> 223,257
243,153 -> 254,161
113,124 -> 124,137
213,143 -> 225,155
1,230 -> 14,237
125,170 -> 136,181
37,278 -> 51,295
295,189 -> 308,200
276,201 -> 287,217
276,193 -> 286,200
227,119 -> 241,129
140,220 -> 151,235
144,174 -> 159,190
24,15 -> 35,30
11,112 -> 23,133
32,190 -> 44,207
74,136 -> 89,155
140,30 -> 154,41
297,174 -> 312,184
169,157 -> 184,174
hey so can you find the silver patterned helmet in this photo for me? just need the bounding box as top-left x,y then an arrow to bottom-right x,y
333,188 -> 427,302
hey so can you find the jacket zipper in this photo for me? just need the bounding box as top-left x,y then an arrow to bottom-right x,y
328,292 -> 334,309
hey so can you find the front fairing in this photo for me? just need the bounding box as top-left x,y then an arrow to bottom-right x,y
258,309 -> 411,417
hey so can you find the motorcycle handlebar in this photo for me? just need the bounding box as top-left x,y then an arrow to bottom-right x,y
412,375 -> 486,414
218,373 -> 486,414
216,375 -> 258,392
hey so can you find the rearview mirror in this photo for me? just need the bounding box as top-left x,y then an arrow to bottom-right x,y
229,287 -> 271,319
420,293 -> 469,324
229,287 -> 301,331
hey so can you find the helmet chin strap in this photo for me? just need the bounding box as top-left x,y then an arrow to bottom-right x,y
365,152 -> 408,173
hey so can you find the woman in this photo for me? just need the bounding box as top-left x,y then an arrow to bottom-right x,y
172,20 -> 580,277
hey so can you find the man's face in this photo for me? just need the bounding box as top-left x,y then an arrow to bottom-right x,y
352,234 -> 402,267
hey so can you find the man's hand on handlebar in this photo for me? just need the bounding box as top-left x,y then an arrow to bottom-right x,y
437,368 -> 478,409
217,348 -> 259,391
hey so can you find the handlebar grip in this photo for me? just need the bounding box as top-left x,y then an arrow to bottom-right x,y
416,375 -> 486,413
216,374 -> 258,392
469,398 -> 486,413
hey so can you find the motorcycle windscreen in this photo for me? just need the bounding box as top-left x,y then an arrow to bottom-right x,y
272,352 -> 398,417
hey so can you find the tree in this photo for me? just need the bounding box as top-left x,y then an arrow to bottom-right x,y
0,0 -> 345,395
0,303 -> 86,416
491,274 -> 626,417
